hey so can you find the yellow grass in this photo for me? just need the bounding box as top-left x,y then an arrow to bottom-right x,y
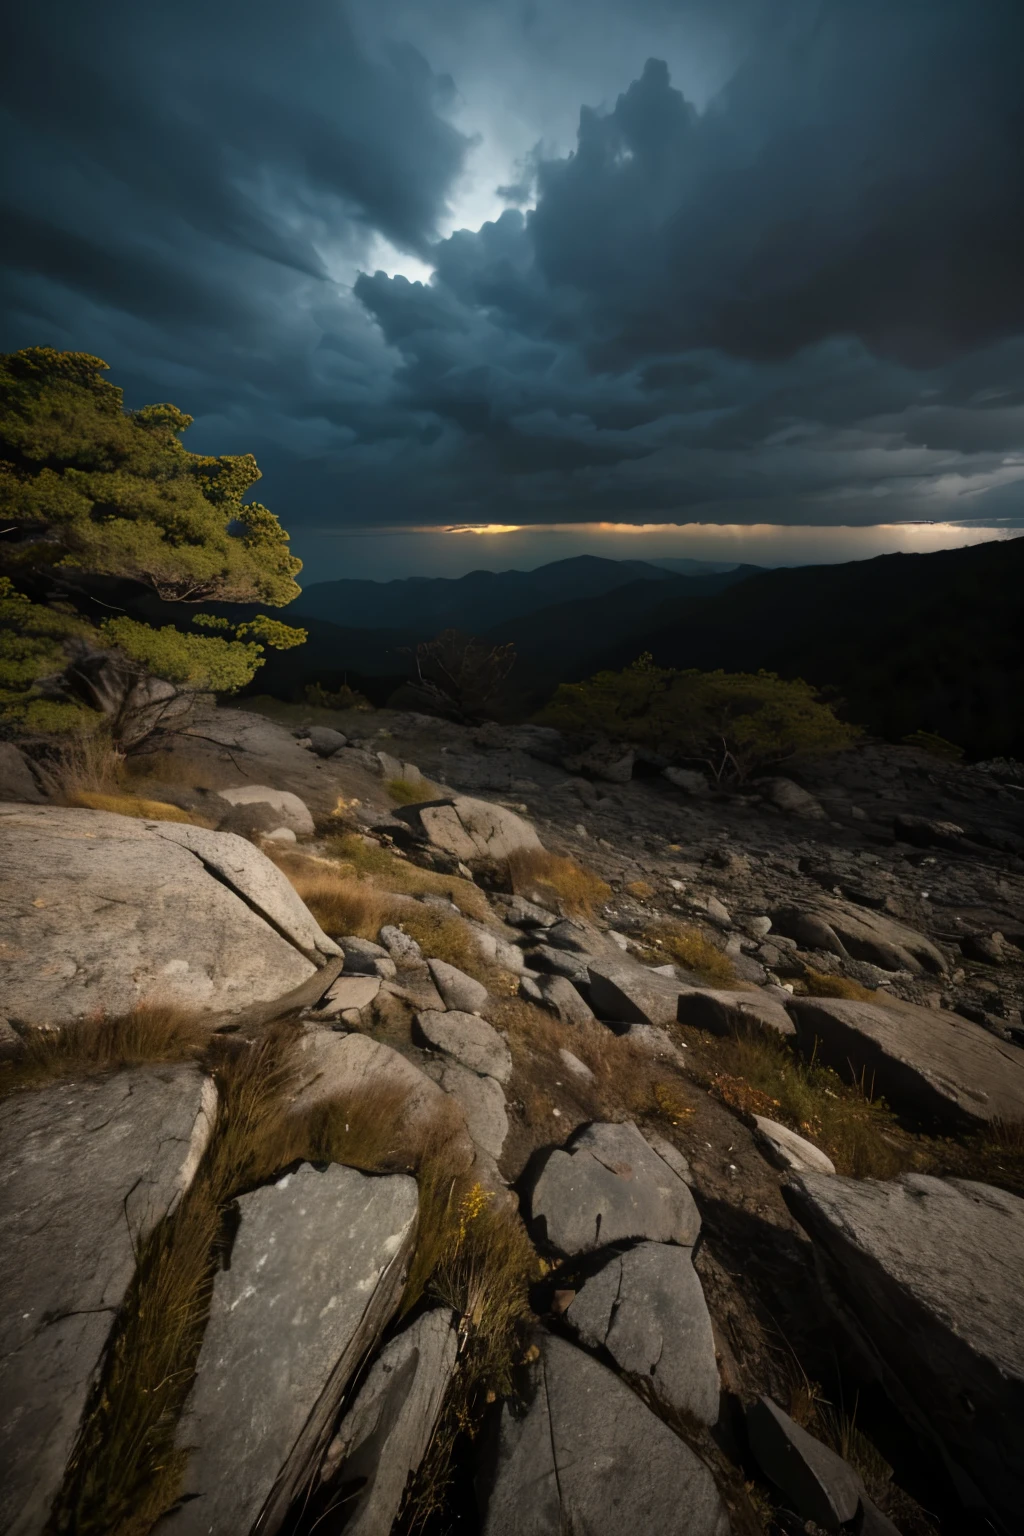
640,918 -> 736,985
0,1004 -> 210,1098
801,969 -> 878,1002
386,775 -> 440,805
65,790 -> 214,825
326,832 -> 492,921
507,848 -> 611,918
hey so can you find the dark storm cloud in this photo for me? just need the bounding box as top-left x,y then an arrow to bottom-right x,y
1,0 -> 1022,544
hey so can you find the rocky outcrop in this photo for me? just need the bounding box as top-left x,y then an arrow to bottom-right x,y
788,996 -> 1024,1127
162,1163 -> 419,1536
0,805 -> 339,1027
481,1333 -> 730,1536
216,784 -> 315,837
0,741 -> 46,802
586,959 -> 690,1028
427,957 -> 490,1013
752,1117 -> 836,1174
746,1395 -> 867,1529
770,896 -> 946,974
0,1066 -> 215,1536
529,1121 -> 701,1256
319,1308 -> 457,1535
565,1241 -> 720,1425
416,1008 -> 513,1082
784,1173 -> 1024,1532
676,986 -> 796,1039
395,794 -> 542,862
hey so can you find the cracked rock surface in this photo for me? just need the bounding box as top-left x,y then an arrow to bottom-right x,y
0,1065 -> 215,1536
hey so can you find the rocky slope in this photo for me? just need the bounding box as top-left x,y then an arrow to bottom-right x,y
1,701 -> 1022,1536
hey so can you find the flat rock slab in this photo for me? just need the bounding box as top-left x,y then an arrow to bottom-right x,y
416,1009 -> 512,1083
0,806 -> 338,1027
770,897 -> 945,975
163,1164 -> 419,1536
753,1117 -> 836,1175
566,1241 -> 720,1425
427,957 -> 490,1013
677,986 -> 796,1040
530,1121 -> 701,1256
787,996 -> 1024,1128
747,1395 -> 864,1528
318,974 -> 381,1016
216,784 -> 315,837
320,1307 -> 457,1535
481,1333 -> 729,1536
587,959 -> 691,1028
539,974 -> 595,1025
428,1059 -> 509,1161
784,1173 -> 1024,1530
397,795 -> 542,863
0,1066 -> 215,1536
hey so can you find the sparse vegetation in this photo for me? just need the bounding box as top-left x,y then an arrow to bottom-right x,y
64,790 -> 212,824
404,628 -> 516,723
638,917 -> 736,985
0,1004 -> 209,1098
271,850 -> 394,939
323,832 -> 494,920
539,657 -> 860,783
800,969 -> 878,1002
681,1021 -> 909,1179
507,847 -> 611,918
387,775 -> 437,805
304,680 -> 372,711
901,729 -> 964,761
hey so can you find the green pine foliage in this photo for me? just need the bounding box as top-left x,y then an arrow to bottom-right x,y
540,655 -> 860,781
0,347 -> 307,734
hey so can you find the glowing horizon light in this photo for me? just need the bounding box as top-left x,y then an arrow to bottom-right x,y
445,523 -> 524,534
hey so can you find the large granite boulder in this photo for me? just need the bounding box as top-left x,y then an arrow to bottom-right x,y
481,1333 -> 730,1536
529,1121 -> 701,1256
396,795 -> 542,863
677,986 -> 796,1040
770,897 -> 945,974
319,1308 -> 457,1535
427,957 -> 490,1013
416,1009 -> 513,1083
0,1066 -> 216,1536
746,1395 -> 865,1529
0,806 -> 340,1027
162,1163 -> 419,1536
216,784 -> 315,837
787,996 -> 1024,1128
586,960 -> 691,1029
784,1173 -> 1024,1531
565,1241 -> 720,1425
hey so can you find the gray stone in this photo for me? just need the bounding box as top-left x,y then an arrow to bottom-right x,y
705,895 -> 732,926
530,1120 -> 701,1256
481,1333 -> 729,1536
264,825 -> 297,844
397,794 -> 543,863
215,798 -> 286,841
378,923 -> 423,964
643,1129 -> 693,1185
566,1242 -> 720,1425
677,986 -> 796,1040
431,1060 -> 508,1160
558,1047 -> 594,1081
587,959 -> 689,1028
0,1066 -> 215,1536
319,1309 -> 457,1535
0,741 -> 46,802
770,897 -> 946,975
746,1395 -> 863,1529
307,726 -> 348,757
519,976 -> 544,1003
416,1009 -> 513,1083
340,935 -> 391,972
216,784 -> 315,837
663,765 -> 710,795
317,974 -> 381,1016
0,1016 -> 25,1060
427,957 -> 490,1013
504,895 -> 557,928
539,974 -> 595,1026
787,996 -> 1024,1128
753,1117 -> 836,1175
0,805 -> 338,1028
784,1173 -> 1024,1530
526,944 -> 590,986
894,813 -> 965,849
544,918 -> 600,953
760,777 -> 827,818
163,1164 -> 419,1536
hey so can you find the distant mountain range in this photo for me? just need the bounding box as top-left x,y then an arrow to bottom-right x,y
250,539 -> 1024,757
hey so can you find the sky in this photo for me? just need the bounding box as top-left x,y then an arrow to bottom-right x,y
2,0 -> 1023,581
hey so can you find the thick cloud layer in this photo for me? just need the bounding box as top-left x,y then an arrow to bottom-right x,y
2,0 -> 1022,555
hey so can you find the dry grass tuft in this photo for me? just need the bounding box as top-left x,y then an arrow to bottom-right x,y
801,969 -> 878,1002
43,730 -> 126,799
625,878 -> 656,900
64,790 -> 214,825
386,775 -> 440,806
507,848 -> 611,918
326,832 -> 492,921
123,747 -> 235,792
270,849 -> 394,939
395,903 -> 496,984
639,918 -> 736,985
0,1004 -> 210,1098
683,1022 -> 907,1179
53,1031 -> 303,1535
